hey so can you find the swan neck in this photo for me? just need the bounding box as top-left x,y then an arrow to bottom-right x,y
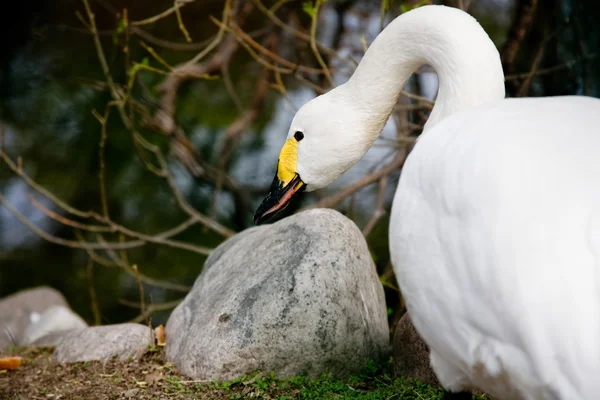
345,5 -> 505,136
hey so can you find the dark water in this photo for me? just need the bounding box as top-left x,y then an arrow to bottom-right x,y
1,0 -> 598,327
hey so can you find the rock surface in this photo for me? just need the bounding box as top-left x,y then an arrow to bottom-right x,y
166,208 -> 389,380
0,286 -> 75,349
392,313 -> 439,386
53,323 -> 154,362
22,305 -> 88,346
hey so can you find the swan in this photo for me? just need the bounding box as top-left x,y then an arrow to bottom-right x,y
253,5 -> 600,400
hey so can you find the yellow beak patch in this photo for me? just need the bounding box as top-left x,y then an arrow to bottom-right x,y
277,138 -> 299,186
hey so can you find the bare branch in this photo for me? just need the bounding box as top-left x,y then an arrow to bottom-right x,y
122,299 -> 183,323
0,193 -> 144,251
305,150 -> 407,211
252,0 -> 358,68
87,258 -> 102,326
25,193 -> 112,233
500,0 -> 539,68
131,0 -> 194,26
309,0 -> 334,87
132,264 -> 147,323
1,151 -> 99,219
174,0 -> 193,42
362,176 -> 388,237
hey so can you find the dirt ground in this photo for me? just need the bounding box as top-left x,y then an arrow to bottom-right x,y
0,346 -> 250,400
0,346 -> 487,400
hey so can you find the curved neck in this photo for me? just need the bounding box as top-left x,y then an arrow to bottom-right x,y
345,5 -> 505,135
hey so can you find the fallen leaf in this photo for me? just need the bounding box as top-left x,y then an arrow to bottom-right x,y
155,325 -> 166,346
0,356 -> 22,370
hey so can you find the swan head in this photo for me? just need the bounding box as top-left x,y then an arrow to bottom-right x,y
254,86 -> 382,225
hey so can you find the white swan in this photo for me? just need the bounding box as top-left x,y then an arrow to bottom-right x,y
253,5 -> 600,400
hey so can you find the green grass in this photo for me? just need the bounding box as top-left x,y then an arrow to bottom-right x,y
2,346 -> 490,400
202,360 -> 487,400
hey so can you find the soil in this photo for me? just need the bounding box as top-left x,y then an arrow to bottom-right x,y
0,346 -> 487,400
1,346 -> 237,400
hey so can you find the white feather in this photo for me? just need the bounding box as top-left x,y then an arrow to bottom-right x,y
391,95 -> 600,399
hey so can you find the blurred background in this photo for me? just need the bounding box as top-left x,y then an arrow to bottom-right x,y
1,0 -> 598,332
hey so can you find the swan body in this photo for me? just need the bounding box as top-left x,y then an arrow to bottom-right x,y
253,5 -> 600,399
391,95 -> 600,399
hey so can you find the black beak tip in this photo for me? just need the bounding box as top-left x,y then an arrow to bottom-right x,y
253,173 -> 305,226
253,198 -> 272,226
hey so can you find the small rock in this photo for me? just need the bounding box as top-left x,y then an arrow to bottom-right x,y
144,371 -> 163,385
22,305 -> 88,346
0,286 -> 70,349
123,388 -> 139,398
166,208 -> 389,380
392,313 -> 439,386
53,323 -> 154,362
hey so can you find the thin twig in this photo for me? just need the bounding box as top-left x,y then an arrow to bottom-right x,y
92,108 -> 111,220
229,21 -> 330,75
132,264 -> 146,323
362,176 -> 388,237
1,151 -> 99,219
500,0 -> 539,67
82,0 -> 121,103
123,299 -> 183,323
518,32 -> 548,97
211,16 -> 294,75
110,220 -> 214,255
505,56 -> 595,81
174,0 -> 192,42
96,234 -> 191,292
132,27 -> 214,51
252,0 -> 358,67
131,0 -> 193,26
0,193 -> 143,250
401,91 -> 434,108
305,151 -> 406,210
189,0 -> 232,65
309,0 -> 334,87
221,61 -> 244,113
134,132 -> 235,238
25,194 -> 112,233
87,258 -> 102,325
139,41 -> 174,71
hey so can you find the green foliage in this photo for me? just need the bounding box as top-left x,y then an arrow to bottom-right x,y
113,16 -> 126,44
302,0 -> 327,18
302,1 -> 316,18
399,0 -> 431,14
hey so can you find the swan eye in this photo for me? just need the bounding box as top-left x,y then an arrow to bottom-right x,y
294,131 -> 304,141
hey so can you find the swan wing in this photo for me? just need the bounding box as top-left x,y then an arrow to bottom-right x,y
390,95 -> 600,399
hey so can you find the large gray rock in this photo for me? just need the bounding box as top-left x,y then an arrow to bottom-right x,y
0,286 -> 74,349
53,323 -> 154,362
392,313 -> 439,386
166,208 -> 389,380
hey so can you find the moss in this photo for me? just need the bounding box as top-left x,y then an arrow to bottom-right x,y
1,347 -> 489,399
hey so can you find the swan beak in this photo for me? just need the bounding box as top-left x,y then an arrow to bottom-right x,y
254,172 -> 305,225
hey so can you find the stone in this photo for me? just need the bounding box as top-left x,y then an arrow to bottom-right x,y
22,305 -> 88,346
392,313 -> 439,386
166,208 -> 389,380
0,286 -> 71,349
53,323 -> 154,362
